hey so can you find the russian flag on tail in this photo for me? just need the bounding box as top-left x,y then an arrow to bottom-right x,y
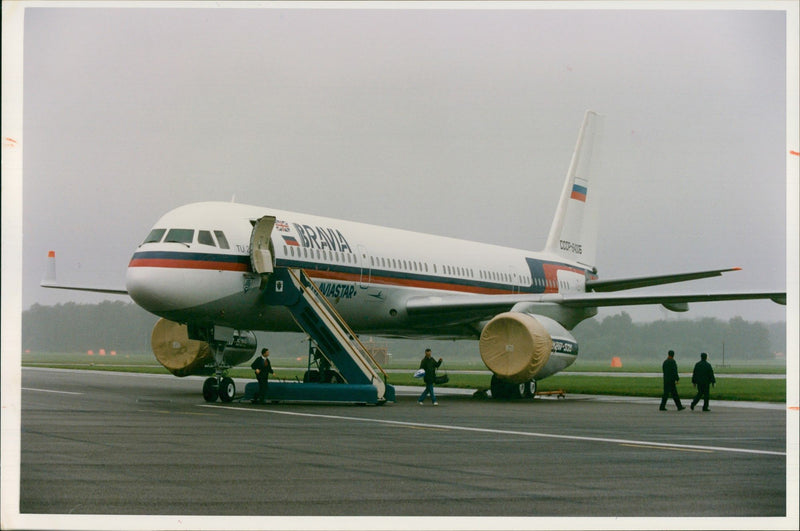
570,183 -> 587,202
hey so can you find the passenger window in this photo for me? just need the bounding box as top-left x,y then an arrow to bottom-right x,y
165,229 -> 194,244
214,231 -> 230,249
143,228 -> 166,244
198,230 -> 215,246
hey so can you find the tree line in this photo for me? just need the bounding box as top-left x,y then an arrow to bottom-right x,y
20,301 -> 785,363
571,312 -> 785,363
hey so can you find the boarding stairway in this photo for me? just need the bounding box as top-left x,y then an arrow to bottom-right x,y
259,267 -> 394,403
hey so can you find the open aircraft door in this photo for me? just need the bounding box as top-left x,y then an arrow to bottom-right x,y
357,244 -> 371,289
250,216 -> 276,280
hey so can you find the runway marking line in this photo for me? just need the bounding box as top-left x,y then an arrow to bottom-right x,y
620,443 -> 713,453
138,409 -> 214,417
200,404 -> 786,457
398,425 -> 449,432
21,387 -> 82,396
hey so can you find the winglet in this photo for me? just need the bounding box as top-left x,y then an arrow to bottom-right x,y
44,250 -> 57,284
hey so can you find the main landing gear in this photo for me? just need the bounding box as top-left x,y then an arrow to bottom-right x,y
490,374 -> 537,400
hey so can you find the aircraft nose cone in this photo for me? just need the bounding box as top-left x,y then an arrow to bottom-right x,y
126,262 -> 187,313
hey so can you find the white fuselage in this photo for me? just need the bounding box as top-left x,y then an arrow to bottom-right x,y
126,201 -> 596,339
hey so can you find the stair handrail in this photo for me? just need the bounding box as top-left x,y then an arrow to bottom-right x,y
288,269 -> 389,384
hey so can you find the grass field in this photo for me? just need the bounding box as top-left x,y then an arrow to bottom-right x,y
20,351 -> 786,403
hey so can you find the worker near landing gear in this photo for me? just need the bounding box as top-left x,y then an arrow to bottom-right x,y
251,348 -> 274,404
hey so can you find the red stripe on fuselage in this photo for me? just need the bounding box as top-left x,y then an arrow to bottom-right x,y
128,256 -> 585,296
310,270 -> 518,295
128,258 -> 250,272
542,263 -> 586,293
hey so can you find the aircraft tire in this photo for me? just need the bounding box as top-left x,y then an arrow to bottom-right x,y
202,377 -> 218,402
490,375 -> 511,400
523,380 -> 537,399
511,383 -> 525,400
218,377 -> 235,403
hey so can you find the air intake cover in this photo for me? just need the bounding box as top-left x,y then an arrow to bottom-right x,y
479,312 -> 552,383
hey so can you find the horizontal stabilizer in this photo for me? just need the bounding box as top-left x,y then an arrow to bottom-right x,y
585,268 -> 742,292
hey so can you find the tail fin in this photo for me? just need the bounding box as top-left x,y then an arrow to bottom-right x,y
544,111 -> 603,269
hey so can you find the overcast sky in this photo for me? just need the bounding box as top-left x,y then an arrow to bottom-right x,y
5,2 -> 798,324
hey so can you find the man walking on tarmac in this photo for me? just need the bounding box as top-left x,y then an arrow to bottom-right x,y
251,348 -> 274,404
691,352 -> 716,411
417,348 -> 443,406
659,350 -> 685,411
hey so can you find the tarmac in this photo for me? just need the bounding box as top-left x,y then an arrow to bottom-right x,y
10,367 -> 795,529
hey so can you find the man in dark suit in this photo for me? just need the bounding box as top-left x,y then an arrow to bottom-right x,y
251,348 -> 274,404
659,350 -> 685,411
691,352 -> 716,412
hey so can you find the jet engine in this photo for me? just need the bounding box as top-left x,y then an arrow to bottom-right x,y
150,318 -> 257,377
479,312 -> 577,384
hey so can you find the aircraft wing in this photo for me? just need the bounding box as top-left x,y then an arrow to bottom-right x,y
40,251 -> 128,295
585,267 -> 743,292
40,280 -> 128,295
405,290 -> 786,324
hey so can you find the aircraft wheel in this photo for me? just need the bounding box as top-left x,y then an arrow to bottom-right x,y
511,383 -> 525,399
490,375 -> 510,400
218,377 -> 235,402
523,380 -> 537,398
202,377 -> 219,402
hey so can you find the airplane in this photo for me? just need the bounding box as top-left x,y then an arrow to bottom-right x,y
42,111 -> 786,402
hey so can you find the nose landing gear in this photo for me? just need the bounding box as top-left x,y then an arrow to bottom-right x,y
202,340 -> 236,403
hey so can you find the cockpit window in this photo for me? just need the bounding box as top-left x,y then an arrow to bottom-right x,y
143,228 -> 166,244
214,230 -> 230,249
198,230 -> 215,246
164,229 -> 194,244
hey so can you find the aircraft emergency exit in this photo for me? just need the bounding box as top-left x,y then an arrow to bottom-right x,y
42,111 -> 786,401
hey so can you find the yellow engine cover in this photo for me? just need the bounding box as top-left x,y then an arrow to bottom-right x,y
479,312 -> 552,383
